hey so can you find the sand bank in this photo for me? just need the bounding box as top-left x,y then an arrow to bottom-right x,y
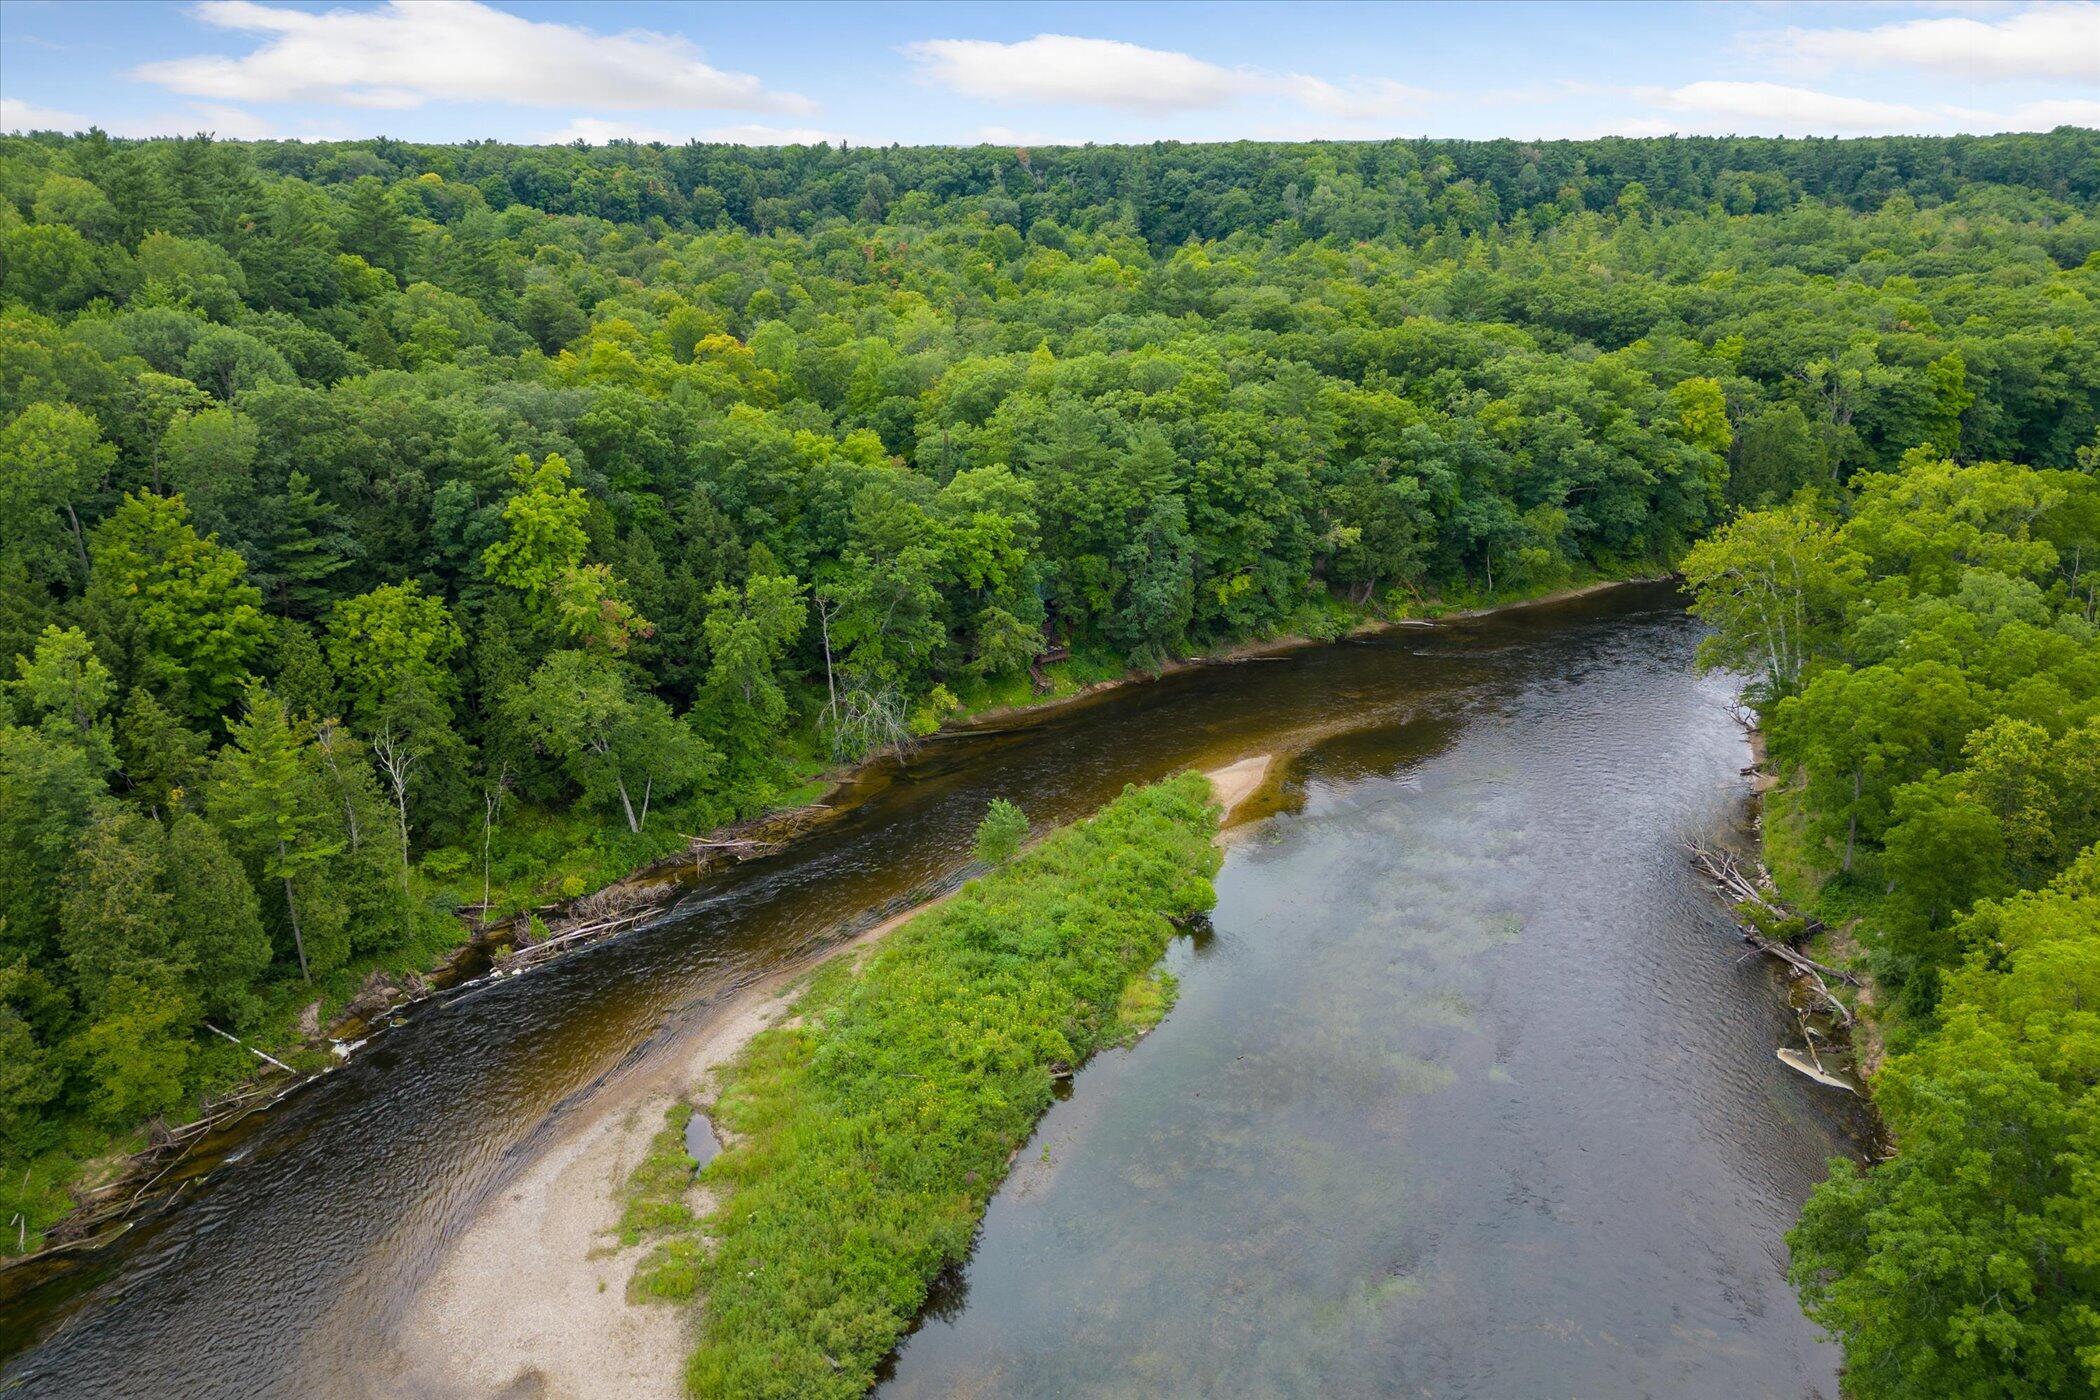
387,757 -> 1269,1397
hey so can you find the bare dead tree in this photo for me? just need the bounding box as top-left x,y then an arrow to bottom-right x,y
371,719 -> 418,902
481,762 -> 514,915
311,717 -> 362,850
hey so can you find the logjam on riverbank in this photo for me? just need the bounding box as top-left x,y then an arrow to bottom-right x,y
1686,840 -> 1861,1022
1687,718 -> 1880,1100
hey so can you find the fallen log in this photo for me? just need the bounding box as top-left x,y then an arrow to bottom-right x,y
204,1022 -> 297,1075
503,908 -> 656,966
1777,1046 -> 1858,1093
1686,841 -> 1859,1026
1686,842 -> 1843,965
681,836 -> 784,854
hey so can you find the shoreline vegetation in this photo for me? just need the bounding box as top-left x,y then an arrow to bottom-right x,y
1681,450 -> 2100,1396
8,126 -> 2088,1296
11,576 -> 1622,1265
394,766 -> 1255,1399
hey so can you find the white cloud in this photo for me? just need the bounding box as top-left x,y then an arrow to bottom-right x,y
167,102 -> 282,139
1287,75 -> 1430,121
543,118 -> 850,147
1940,96 -> 2100,130
698,123 -> 849,146
1655,81 -> 1936,133
1564,82 -> 2093,141
973,124 -> 1088,147
1775,4 -> 2100,83
136,0 -> 812,113
903,34 -> 1250,111
1,94 -> 313,140
543,117 -> 682,145
0,97 -> 91,132
2000,96 -> 2100,127
902,31 -> 1432,132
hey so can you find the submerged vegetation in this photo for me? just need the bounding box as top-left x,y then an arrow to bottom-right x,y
626,774 -> 1218,1396
1685,447 -> 2100,1395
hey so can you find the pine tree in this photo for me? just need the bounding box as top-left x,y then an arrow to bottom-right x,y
115,687 -> 207,817
58,808 -> 180,1011
208,684 -> 341,981
166,812 -> 271,1023
259,472 -> 359,619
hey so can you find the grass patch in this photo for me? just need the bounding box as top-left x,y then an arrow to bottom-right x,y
645,774 -> 1220,1398
1112,967 -> 1180,1044
621,1102 -> 712,1303
620,1102 -> 701,1246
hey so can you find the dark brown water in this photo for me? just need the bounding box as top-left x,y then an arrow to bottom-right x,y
0,584 -> 1866,1397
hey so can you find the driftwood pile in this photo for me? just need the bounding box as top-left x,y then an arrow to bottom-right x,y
500,886 -> 659,971
1687,840 -> 1860,1027
42,1064 -> 311,1255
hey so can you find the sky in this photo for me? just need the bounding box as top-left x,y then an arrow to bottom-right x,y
1,0 -> 2095,148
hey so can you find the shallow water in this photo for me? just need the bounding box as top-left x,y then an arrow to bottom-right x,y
0,584 -> 1866,1397
683,1111 -> 720,1170
884,596 -> 1867,1398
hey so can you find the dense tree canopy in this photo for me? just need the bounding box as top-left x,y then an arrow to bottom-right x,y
0,127 -> 2095,1297
1689,444 -> 2100,1395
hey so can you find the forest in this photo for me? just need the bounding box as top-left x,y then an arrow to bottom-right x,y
1684,442 -> 2100,1395
0,125 -> 2095,1383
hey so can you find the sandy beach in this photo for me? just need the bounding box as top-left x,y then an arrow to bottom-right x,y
385,758 -> 1271,1397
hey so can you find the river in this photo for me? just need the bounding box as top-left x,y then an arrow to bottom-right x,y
0,583 -> 1869,1397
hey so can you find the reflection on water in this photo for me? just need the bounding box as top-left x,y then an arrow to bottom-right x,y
682,1111 -> 720,1170
883,604 -> 1867,1398
0,585 -> 1865,1398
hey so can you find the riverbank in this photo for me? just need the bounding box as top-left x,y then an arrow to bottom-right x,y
387,763 -> 1262,1399
14,573 -> 1655,1267
1755,774 -> 1889,1088
1724,724 -> 1887,1099
951,574 -> 1670,736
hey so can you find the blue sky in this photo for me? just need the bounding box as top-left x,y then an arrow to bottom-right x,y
2,1 -> 2095,147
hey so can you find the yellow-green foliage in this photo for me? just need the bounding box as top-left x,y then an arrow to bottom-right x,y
663,774 -> 1219,1397
1112,967 -> 1179,1044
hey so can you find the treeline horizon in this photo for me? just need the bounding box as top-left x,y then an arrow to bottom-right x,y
28,124 -> 2099,242
0,127 -> 2094,1291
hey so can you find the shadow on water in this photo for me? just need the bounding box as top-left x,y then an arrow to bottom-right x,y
1,583 -> 1868,1398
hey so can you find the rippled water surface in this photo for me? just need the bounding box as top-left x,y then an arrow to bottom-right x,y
882,589 -> 1868,1399
1,585 -> 1866,1397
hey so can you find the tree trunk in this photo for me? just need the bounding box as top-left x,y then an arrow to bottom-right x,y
1842,767 -> 1861,873
817,598 -> 839,726
392,790 -> 412,903
316,728 -> 361,851
483,795 -> 496,913
64,504 -> 88,573
615,776 -> 639,834
376,730 -> 415,904
279,841 -> 311,982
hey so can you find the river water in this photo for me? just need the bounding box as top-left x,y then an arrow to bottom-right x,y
1,584 -> 1868,1397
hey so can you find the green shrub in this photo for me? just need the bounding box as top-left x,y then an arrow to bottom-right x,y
657,774 -> 1219,1397
971,797 -> 1029,865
